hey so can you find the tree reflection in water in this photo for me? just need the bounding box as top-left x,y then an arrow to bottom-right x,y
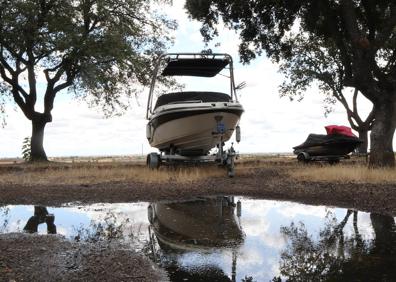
73,212 -> 138,243
23,206 -> 56,234
0,206 -> 10,233
275,210 -> 396,281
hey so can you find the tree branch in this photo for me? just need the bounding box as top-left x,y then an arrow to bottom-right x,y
0,47 -> 16,76
26,47 -> 37,108
0,42 -> 28,65
351,88 -> 363,125
365,107 -> 375,130
0,60 -> 29,101
347,113 -> 359,130
352,88 -> 358,114
1,68 -> 33,119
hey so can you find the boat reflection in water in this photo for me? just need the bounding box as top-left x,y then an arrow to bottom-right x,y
23,206 -> 57,234
147,196 -> 244,282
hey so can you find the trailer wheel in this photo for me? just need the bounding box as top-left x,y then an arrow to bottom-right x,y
297,153 -> 309,163
227,165 -> 235,178
147,153 -> 160,169
226,155 -> 235,178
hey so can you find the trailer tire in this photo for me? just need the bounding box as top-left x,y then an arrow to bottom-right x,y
226,155 -> 235,178
147,153 -> 160,169
297,153 -> 309,163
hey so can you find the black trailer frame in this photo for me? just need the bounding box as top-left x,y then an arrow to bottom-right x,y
296,151 -> 350,164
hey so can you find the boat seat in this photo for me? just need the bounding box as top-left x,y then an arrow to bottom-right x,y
154,91 -> 231,109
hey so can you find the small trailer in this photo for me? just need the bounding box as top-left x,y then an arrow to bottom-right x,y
293,125 -> 362,165
296,151 -> 350,164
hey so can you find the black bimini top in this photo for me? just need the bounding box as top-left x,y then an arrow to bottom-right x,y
154,91 -> 231,109
161,58 -> 229,77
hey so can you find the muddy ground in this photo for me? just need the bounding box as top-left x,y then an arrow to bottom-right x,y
0,233 -> 167,282
1,165 -> 395,216
1,162 -> 396,281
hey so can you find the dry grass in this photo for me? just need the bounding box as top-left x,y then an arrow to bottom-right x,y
0,163 -> 226,186
0,154 -> 288,187
291,164 -> 396,184
3,155 -> 393,186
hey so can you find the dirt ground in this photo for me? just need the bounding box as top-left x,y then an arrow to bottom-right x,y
1,158 -> 396,281
0,233 -> 167,282
1,161 -> 395,216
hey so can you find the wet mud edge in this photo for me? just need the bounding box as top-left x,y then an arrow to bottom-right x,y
0,167 -> 395,216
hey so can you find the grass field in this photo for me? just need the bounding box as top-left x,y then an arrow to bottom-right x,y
1,154 -> 395,186
291,164 -> 396,184
0,162 -> 228,185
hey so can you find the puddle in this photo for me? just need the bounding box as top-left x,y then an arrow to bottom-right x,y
1,197 -> 395,281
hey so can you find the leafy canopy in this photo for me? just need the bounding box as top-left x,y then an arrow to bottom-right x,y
186,1 -> 396,104
0,0 -> 176,117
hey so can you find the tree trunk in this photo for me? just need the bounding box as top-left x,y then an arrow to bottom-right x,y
369,99 -> 396,167
357,129 -> 369,154
370,213 -> 396,255
30,114 -> 49,162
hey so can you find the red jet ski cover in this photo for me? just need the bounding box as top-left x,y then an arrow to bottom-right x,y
325,125 -> 356,137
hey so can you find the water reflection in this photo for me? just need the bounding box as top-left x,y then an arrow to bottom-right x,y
276,211 -> 396,281
0,206 -> 10,232
147,196 -> 244,281
23,206 -> 57,234
148,196 -> 243,249
73,211 -> 129,243
1,199 -> 395,281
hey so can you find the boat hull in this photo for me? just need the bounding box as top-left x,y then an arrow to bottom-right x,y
148,103 -> 243,155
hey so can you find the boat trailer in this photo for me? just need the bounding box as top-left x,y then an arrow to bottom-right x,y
296,151 -> 350,164
147,124 -> 241,177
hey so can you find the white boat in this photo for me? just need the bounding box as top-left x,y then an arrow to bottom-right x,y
145,53 -> 244,176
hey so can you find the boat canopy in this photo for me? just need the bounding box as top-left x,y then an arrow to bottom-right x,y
161,58 -> 229,77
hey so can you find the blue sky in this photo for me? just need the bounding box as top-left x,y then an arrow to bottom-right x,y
0,1 -> 375,158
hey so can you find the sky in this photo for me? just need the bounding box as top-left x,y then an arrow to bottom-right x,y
0,1 -> 376,158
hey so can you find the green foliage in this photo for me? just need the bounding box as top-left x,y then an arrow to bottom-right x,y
185,1 -> 396,103
21,136 -> 31,162
0,0 -> 176,117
